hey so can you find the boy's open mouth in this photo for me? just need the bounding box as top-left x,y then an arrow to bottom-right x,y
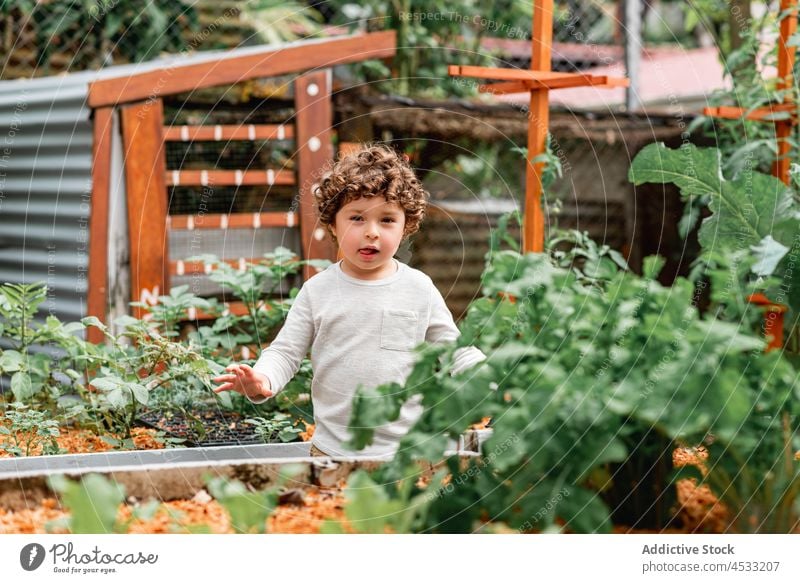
359,248 -> 379,255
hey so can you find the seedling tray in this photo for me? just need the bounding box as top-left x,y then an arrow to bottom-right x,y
137,408 -> 272,447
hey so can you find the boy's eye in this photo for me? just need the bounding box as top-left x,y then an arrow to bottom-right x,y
349,216 -> 363,221
383,218 -> 395,223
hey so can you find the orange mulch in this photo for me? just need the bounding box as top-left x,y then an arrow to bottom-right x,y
0,485 -> 349,534
298,421 -> 315,442
670,445 -> 729,533
0,426 -> 163,458
0,498 -> 67,534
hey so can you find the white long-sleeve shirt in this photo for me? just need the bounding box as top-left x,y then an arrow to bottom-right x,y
251,258 -> 487,457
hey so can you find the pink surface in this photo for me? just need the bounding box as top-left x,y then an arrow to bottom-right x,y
498,46 -> 729,112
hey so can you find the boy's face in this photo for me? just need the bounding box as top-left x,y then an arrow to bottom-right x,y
330,196 -> 406,280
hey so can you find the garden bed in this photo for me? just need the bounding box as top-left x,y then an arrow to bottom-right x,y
0,485 -> 349,534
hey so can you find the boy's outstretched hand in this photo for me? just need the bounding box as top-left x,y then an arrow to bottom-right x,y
212,363 -> 273,400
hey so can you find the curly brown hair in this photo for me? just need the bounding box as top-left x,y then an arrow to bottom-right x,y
313,144 -> 428,244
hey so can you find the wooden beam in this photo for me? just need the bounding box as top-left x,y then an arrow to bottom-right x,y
703,103 -> 797,122
120,100 -> 169,319
163,124 -> 294,142
479,81 -> 532,95
88,31 -> 397,108
449,64 -> 628,90
525,0 -> 554,253
449,64 -> 572,81
169,257 -> 278,277
166,169 -> 295,187
295,70 -> 338,280
774,0 -> 798,184
167,212 -> 298,230
86,107 -> 114,343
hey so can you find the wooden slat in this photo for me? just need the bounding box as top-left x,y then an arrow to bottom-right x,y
166,169 -> 295,187
120,100 -> 169,319
479,81 -> 532,95
86,107 -> 114,343
167,212 -> 298,230
449,64 -> 628,90
295,70 -> 338,280
188,301 -> 265,321
169,257 -> 268,277
88,31 -> 397,107
163,124 -> 294,142
703,103 -> 796,122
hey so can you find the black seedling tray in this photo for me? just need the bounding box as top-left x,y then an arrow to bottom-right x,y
137,408 -> 278,447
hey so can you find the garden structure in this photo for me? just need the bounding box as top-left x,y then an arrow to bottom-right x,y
448,0 -> 628,253
0,31 -> 396,334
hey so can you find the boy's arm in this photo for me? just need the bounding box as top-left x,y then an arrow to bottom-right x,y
425,280 -> 487,377
247,283 -> 315,404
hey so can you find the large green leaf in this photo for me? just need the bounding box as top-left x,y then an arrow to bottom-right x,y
0,350 -> 23,373
629,142 -> 722,198
630,143 -> 794,252
10,371 -> 33,401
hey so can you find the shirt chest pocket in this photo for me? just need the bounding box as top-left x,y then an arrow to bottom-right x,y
380,309 -> 418,351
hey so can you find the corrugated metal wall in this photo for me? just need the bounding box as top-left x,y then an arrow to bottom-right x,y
0,74 -> 95,327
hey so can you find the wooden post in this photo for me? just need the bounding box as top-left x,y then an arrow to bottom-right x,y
525,0 -> 554,253
120,99 -> 169,318
86,107 -> 113,342
295,70 -> 338,280
774,0 -> 797,184
449,1 -> 627,254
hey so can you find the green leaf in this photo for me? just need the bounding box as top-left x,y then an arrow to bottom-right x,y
642,255 -> 666,280
0,350 -> 24,372
49,474 -> 125,534
129,383 -> 149,406
750,235 -> 789,276
81,316 -> 107,331
90,377 -> 122,392
206,477 -> 278,534
11,371 -> 33,401
105,388 -> 129,409
629,142 -> 722,198
630,143 -> 795,254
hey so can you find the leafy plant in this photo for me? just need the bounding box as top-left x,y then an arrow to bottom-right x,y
548,229 -> 629,284
2,1 -> 200,77
205,465 -> 304,534
342,213 -> 798,533
80,316 -> 223,441
131,285 -> 216,338
0,403 -> 62,457
244,412 -> 303,444
0,282 -> 95,406
47,473 -> 126,534
629,143 -> 800,317
47,473 -> 161,534
321,467 -> 440,534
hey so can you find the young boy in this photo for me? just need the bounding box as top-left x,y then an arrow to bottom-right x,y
213,145 -> 486,457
